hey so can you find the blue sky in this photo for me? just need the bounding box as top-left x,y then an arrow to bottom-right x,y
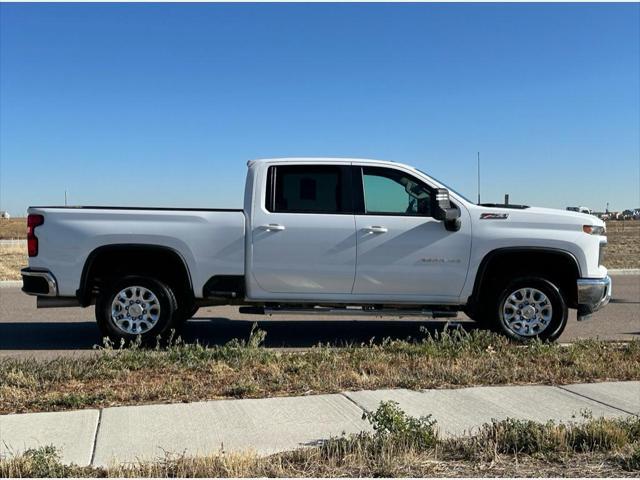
1,3 -> 638,215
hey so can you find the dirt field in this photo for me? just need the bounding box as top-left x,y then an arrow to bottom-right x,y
0,244 -> 25,281
0,218 -> 638,281
604,220 -> 640,269
0,218 -> 25,240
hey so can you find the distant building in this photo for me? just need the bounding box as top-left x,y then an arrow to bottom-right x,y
0,211 -> 10,219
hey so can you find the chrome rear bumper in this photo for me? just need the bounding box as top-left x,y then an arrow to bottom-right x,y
576,276 -> 612,321
21,268 -> 58,297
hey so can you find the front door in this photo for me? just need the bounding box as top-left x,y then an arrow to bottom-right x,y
352,165 -> 471,300
251,164 -> 357,295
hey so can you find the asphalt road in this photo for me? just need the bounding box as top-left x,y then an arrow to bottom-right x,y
0,274 -> 638,359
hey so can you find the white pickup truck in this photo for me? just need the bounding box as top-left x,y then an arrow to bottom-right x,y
22,158 -> 611,343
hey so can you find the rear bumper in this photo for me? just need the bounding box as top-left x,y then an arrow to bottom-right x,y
21,268 -> 58,297
576,276 -> 612,320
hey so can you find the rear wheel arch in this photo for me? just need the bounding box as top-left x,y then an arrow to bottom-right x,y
77,244 -> 194,307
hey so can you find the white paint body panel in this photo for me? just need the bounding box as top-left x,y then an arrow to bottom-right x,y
27,208 -> 245,297
28,157 -> 607,305
459,204 -> 606,301
353,214 -> 472,300
250,212 -> 356,294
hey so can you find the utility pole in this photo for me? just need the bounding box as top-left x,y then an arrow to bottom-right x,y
477,152 -> 481,205
64,190 -> 67,207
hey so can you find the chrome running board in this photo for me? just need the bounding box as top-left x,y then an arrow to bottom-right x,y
239,305 -> 458,318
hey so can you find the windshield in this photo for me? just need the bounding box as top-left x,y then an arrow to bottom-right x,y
415,168 -> 474,204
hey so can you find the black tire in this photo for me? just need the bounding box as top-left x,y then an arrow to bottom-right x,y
465,306 -> 491,327
178,305 -> 199,322
95,275 -> 179,346
172,304 -> 199,333
483,276 -> 568,342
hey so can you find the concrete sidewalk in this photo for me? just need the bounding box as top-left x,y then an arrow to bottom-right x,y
1,382 -> 638,468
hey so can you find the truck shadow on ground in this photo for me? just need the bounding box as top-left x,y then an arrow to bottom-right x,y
0,317 -> 479,351
183,317 -> 479,348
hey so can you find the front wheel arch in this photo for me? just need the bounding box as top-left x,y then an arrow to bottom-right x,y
469,247 -> 581,313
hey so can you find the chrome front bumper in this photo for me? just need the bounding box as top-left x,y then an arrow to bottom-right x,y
576,276 -> 612,320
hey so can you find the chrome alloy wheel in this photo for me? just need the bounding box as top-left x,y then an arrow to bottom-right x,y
110,285 -> 161,334
502,287 -> 553,337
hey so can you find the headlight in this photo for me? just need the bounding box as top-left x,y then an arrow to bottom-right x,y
583,225 -> 606,235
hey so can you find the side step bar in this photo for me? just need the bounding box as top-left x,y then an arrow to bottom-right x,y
206,290 -> 238,299
239,306 -> 458,318
37,297 -> 81,308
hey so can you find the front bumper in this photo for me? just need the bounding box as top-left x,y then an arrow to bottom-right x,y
21,268 -> 58,297
576,276 -> 612,321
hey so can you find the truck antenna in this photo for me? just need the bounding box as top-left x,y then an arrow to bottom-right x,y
477,152 -> 481,205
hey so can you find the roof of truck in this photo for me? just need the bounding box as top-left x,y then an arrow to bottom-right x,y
247,157 -> 404,168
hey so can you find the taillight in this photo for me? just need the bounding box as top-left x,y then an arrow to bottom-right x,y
27,214 -> 44,257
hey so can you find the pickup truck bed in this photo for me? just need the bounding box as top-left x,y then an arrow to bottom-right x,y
26,206 -> 246,298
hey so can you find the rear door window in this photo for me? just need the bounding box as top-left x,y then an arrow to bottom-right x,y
267,165 -> 352,214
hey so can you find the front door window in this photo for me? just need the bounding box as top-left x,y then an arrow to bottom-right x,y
362,167 -> 432,216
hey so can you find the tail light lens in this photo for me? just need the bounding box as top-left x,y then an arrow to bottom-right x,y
27,214 -> 44,257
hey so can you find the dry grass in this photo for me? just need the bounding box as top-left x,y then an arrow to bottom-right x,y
0,217 -> 27,280
11,449 -> 638,479
2,403 -> 639,477
605,220 -> 640,269
0,218 -> 25,239
1,329 -> 639,414
0,244 -> 26,281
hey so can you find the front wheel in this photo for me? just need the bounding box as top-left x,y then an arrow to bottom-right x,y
490,276 -> 568,342
95,275 -> 179,345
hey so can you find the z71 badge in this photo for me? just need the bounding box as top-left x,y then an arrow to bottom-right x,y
480,213 -> 509,220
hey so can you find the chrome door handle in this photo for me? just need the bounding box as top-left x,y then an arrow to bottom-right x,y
261,224 -> 286,231
364,225 -> 388,234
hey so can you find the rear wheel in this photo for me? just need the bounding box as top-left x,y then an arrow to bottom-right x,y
480,276 -> 568,342
95,275 -> 178,345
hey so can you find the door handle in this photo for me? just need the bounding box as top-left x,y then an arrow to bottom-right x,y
364,225 -> 388,234
261,224 -> 286,231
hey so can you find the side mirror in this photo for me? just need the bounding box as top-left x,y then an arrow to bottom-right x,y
432,189 -> 461,232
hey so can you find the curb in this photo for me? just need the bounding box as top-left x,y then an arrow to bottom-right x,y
0,280 -> 22,288
608,268 -> 640,276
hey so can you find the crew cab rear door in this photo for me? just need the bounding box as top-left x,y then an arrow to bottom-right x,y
250,164 -> 357,294
352,165 -> 471,300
